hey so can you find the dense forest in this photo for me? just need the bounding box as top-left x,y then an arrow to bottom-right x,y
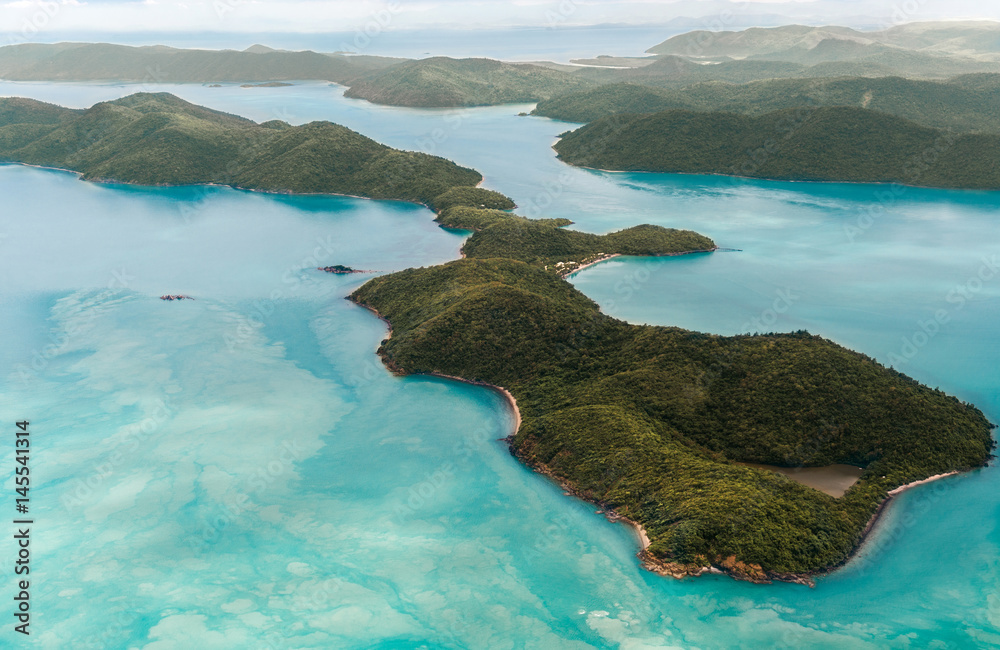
533,75 -> 1000,133
0,93 -> 482,204
343,57 -> 592,107
554,106 -> 1000,189
352,192 -> 995,581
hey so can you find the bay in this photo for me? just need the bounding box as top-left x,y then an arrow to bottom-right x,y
1,80 -> 998,648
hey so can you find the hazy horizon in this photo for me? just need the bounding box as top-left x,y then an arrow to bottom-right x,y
3,0 -> 999,47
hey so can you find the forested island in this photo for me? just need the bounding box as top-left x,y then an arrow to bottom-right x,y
553,106 -> 1000,190
0,93 -> 481,203
532,75 -> 1000,132
1,93 -> 992,582
351,193 -> 995,582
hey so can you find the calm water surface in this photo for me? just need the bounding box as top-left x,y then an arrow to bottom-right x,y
1,81 -> 998,648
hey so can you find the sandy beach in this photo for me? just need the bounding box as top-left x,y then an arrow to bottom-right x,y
887,471 -> 958,496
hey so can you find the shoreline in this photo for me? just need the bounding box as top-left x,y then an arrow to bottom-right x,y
561,247 -> 719,279
805,470 -> 964,583
0,162 -> 475,210
886,471 -> 958,496
421,371 -> 522,433
350,287 -> 983,587
555,159 -> 1000,194
560,254 -> 621,277
350,301 -> 520,433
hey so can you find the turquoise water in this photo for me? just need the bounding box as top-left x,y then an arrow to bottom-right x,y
1,81 -> 999,648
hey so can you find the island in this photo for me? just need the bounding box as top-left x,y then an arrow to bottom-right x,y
531,75 -> 1000,133
1,93 -> 992,583
240,82 -> 294,88
0,93 -> 482,205
553,106 -> 1000,190
319,265 -> 368,274
350,193 -> 995,583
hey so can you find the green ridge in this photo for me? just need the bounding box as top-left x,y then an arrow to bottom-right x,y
0,93 -> 482,203
343,57 -> 593,107
533,75 -> 1000,133
553,106 -> 1000,189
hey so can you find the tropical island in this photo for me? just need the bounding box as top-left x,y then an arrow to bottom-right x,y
351,192 -> 995,583
531,75 -> 1000,133
0,93 -> 481,204
553,106 -> 1000,190
1,93 -> 993,582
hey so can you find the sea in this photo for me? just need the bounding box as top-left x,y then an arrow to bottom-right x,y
1,76 -> 998,648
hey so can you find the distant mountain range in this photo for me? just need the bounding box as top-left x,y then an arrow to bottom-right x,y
0,21 -> 997,109
0,42 -> 401,85
646,21 -> 1000,61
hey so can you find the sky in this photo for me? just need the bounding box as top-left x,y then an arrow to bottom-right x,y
0,0 -> 998,43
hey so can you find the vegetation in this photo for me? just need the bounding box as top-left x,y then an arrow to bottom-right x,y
534,75 -> 1000,133
554,106 -> 1000,190
646,22 -> 1000,61
2,23 -> 996,110
456,210 -> 712,272
343,57 -> 593,107
351,206 -> 994,577
430,186 -> 516,212
0,93 -> 482,204
0,42 -> 400,84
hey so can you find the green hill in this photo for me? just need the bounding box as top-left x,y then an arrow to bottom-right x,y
343,57 -> 594,107
646,21 -> 1000,60
0,93 -> 482,203
439,205 -> 714,273
0,42 -> 400,84
533,76 -> 1000,132
574,48 -> 997,89
351,206 -> 994,580
554,106 -> 1000,189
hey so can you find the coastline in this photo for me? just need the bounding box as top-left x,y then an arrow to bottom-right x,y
560,254 -> 621,278
350,301 -> 520,433
0,162 -> 476,209
804,470 -> 964,583
556,160 -> 1000,193
561,247 -> 719,279
421,371 -> 522,433
886,471 -> 958,496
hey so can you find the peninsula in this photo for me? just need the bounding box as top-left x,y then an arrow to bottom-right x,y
351,195 -> 995,582
0,93 -> 481,204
